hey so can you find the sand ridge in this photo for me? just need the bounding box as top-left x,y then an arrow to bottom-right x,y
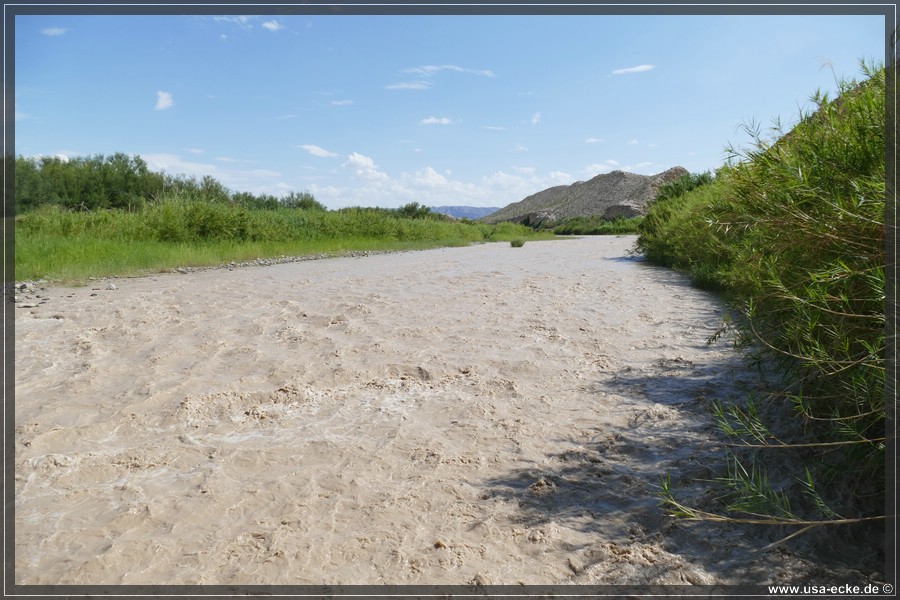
13,236 -> 877,585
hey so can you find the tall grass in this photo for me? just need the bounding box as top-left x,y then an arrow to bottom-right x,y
15,194 -> 544,282
640,60 -> 887,530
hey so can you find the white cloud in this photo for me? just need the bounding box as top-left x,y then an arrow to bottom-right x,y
262,20 -> 284,32
484,126 -> 505,131
547,171 -> 573,184
343,152 -> 389,181
412,167 -> 448,187
585,137 -> 603,144
403,65 -> 495,77
385,81 -> 432,90
143,153 -> 221,178
142,153 -> 282,196
213,16 -> 252,28
612,64 -> 655,75
512,145 -> 528,152
583,161 -> 619,174
308,162 -> 586,211
300,144 -> 338,158
41,27 -> 68,36
628,139 -> 639,145
420,116 -> 454,126
531,112 -> 541,125
155,91 -> 174,111
331,100 -> 354,106
182,147 -> 205,155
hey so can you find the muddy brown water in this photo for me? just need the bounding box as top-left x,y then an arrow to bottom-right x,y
14,235 -> 880,585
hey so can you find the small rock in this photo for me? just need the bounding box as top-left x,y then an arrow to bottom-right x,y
106,283 -> 118,290
470,573 -> 491,586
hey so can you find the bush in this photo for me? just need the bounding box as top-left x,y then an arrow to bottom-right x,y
645,60 -> 886,527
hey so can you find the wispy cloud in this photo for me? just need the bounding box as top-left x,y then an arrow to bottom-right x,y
212,16 -> 253,28
403,65 -> 496,77
331,100 -> 354,106
611,64 -> 655,75
385,81 -> 432,90
154,91 -> 174,111
627,139 -> 639,145
420,116 -> 454,126
583,159 -> 621,173
531,112 -> 541,125
261,20 -> 284,32
484,126 -> 505,131
388,65 -> 494,92
300,144 -> 339,158
585,137 -> 603,144
182,147 -> 205,155
41,27 -> 68,36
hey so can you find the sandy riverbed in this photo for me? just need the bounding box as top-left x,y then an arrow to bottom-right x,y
13,235 -> 881,586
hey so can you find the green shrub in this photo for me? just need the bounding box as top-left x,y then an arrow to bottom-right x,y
646,60 -> 886,528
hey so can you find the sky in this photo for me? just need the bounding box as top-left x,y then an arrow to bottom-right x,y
13,7 -> 888,210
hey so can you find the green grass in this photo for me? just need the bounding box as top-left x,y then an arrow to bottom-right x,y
640,60 -> 886,527
15,197 -> 548,283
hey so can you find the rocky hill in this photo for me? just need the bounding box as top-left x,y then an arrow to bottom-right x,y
481,166 -> 688,226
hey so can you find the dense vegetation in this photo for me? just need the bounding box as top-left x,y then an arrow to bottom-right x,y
551,215 -> 644,235
13,156 -> 547,282
640,61 -> 887,535
12,152 -> 329,214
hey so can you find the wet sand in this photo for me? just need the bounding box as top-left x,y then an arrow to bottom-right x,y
14,236 -> 878,585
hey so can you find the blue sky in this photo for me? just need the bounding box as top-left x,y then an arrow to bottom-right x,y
14,9 -> 887,209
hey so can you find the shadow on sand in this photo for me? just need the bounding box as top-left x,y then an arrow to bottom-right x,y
478,349 -> 882,584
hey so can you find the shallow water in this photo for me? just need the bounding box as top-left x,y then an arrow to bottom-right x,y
14,235 -> 873,585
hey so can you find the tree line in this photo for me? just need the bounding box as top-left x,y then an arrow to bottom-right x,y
12,152 -> 327,213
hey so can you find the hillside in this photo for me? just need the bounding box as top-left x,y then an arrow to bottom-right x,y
482,167 -> 688,226
430,206 -> 502,220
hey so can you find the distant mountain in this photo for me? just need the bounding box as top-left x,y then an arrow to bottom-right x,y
430,206 -> 502,220
481,167 -> 688,226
